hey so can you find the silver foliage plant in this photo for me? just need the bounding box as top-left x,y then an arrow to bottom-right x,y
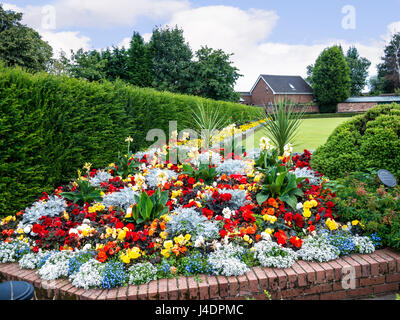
21,195 -> 67,226
101,187 -> 138,211
165,207 -> 220,241
89,170 -> 113,187
215,159 -> 248,176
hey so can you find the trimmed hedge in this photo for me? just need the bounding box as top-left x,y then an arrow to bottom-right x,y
311,103 -> 400,179
0,66 -> 262,216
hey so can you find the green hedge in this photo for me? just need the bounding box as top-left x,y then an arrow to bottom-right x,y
0,66 -> 262,216
311,103 -> 400,179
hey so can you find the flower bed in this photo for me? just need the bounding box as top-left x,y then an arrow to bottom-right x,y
0,133 -> 382,292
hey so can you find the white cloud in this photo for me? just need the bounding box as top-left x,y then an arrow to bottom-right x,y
40,31 -> 92,58
165,5 -> 387,91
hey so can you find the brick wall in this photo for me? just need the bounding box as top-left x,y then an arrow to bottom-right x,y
337,102 -> 377,113
0,248 -> 399,300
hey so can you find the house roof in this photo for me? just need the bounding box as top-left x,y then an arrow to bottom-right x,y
345,96 -> 400,103
259,75 -> 313,94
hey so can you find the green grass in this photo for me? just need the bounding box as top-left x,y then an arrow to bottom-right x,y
243,117 -> 352,153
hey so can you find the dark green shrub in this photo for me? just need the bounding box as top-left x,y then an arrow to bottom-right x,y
331,171 -> 400,250
311,103 -> 400,179
0,65 -> 262,216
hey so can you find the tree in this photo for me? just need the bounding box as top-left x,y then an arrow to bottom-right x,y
127,32 -> 153,87
311,45 -> 351,113
191,46 -> 241,102
101,47 -> 130,82
345,46 -> 371,96
149,25 -> 193,94
305,64 -> 314,86
0,4 -> 53,72
377,32 -> 400,93
63,49 -> 107,81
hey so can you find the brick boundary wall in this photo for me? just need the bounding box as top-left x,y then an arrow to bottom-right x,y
0,248 -> 399,300
337,102 -> 377,113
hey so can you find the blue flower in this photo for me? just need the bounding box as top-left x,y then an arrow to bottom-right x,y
68,251 -> 95,276
370,233 -> 382,248
328,231 -> 355,256
102,261 -> 127,289
182,252 -> 213,276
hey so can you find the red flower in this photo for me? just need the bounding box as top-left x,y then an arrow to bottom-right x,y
289,236 -> 303,249
219,229 -> 228,238
220,193 -> 232,202
202,208 -> 214,220
274,230 -> 288,246
126,223 -> 135,231
187,177 -> 196,185
284,212 -> 293,222
115,221 -> 124,229
32,224 -> 42,234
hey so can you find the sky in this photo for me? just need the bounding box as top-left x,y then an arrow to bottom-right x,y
2,0 -> 400,91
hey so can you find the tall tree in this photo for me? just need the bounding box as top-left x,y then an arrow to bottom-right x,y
149,25 -> 193,93
127,32 -> 153,87
0,4 -> 53,72
377,32 -> 400,93
63,49 -> 107,81
191,46 -> 241,102
311,45 -> 351,113
101,47 -> 130,82
345,46 -> 371,96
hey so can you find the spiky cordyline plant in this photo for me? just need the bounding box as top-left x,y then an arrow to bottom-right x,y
190,101 -> 231,149
260,98 -> 306,156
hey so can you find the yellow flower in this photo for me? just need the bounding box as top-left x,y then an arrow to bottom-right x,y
161,248 -> 171,258
326,218 -> 339,231
342,225 -> 348,230
184,234 -> 191,241
174,234 -> 185,245
310,199 -> 318,207
118,230 -> 127,241
128,247 -> 141,260
303,208 -> 312,219
243,235 -> 250,242
265,228 -> 274,235
164,240 -> 173,249
351,220 -> 359,226
120,254 -> 131,264
160,231 -> 168,239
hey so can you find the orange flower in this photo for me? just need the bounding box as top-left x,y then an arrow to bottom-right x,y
159,222 -> 166,231
96,251 -> 107,263
267,208 -> 275,216
220,174 -> 228,181
246,225 -> 257,234
268,198 -> 279,208
255,234 -> 262,242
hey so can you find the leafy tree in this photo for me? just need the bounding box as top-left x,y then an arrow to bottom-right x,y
0,4 -> 53,72
368,75 -> 386,95
191,46 -> 241,102
127,32 -> 153,87
101,47 -> 130,82
63,49 -> 107,81
305,64 -> 314,86
345,46 -> 371,96
377,32 -> 400,93
149,25 -> 193,94
311,45 -> 351,113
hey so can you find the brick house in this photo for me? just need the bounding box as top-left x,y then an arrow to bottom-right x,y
239,75 -> 314,107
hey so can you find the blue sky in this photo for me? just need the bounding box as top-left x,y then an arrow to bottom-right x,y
3,0 -> 400,90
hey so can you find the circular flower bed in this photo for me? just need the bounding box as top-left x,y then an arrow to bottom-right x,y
0,135 -> 379,290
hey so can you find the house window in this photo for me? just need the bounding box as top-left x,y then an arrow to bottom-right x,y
266,87 -> 269,93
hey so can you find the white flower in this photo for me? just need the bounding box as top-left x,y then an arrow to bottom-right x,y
82,244 -> 92,251
261,232 -> 271,241
194,235 -> 205,248
222,207 -> 232,220
296,202 -> 303,210
23,225 -> 32,234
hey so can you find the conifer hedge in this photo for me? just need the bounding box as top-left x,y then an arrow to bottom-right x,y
0,66 -> 262,216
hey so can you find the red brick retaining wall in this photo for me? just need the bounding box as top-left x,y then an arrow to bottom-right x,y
0,248 -> 399,300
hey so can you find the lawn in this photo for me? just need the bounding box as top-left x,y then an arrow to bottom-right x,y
243,117 -> 352,153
